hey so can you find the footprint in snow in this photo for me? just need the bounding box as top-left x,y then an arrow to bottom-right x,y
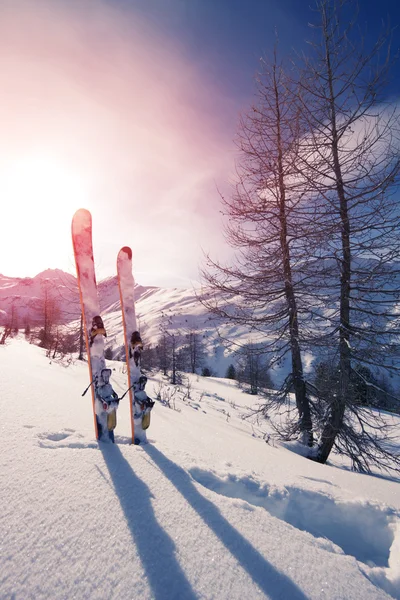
37,429 -> 96,449
41,432 -> 72,442
189,467 -> 400,572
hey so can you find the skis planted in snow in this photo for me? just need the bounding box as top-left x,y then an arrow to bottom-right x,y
117,246 -> 154,444
72,209 -> 118,442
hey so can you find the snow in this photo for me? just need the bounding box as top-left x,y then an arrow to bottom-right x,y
1,338 -> 400,600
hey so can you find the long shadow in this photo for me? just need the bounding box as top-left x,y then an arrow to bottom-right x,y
100,444 -> 197,600
338,463 -> 400,484
144,445 -> 309,600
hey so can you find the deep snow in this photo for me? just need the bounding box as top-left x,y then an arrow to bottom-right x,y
1,338 -> 399,600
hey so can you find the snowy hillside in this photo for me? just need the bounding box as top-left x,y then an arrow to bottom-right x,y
1,267 -> 399,385
0,269 -> 298,381
1,338 -> 400,600
0,270 -> 240,377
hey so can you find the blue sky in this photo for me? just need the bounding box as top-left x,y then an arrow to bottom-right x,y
114,0 -> 400,102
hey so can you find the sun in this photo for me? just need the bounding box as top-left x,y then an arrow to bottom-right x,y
0,152 -> 88,276
1,154 -> 86,215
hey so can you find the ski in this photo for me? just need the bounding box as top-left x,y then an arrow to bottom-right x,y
117,246 -> 154,445
72,209 -> 119,442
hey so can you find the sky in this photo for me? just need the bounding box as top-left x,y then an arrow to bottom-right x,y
0,0 -> 399,287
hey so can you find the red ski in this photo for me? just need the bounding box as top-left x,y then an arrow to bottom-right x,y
117,246 -> 154,444
72,209 -> 118,442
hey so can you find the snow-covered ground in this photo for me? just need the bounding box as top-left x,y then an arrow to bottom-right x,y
1,338 -> 400,600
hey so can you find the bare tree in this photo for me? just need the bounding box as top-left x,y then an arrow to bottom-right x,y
24,321 -> 31,339
156,314 -> 182,384
296,0 -> 400,467
236,343 -> 274,395
168,332 -> 179,385
0,325 -> 12,345
178,327 -> 207,374
226,364 -> 236,380
9,302 -> 19,336
38,279 -> 61,352
155,331 -> 170,377
47,270 -> 84,360
78,314 -> 84,360
141,342 -> 157,372
201,46 -> 314,445
1,301 -> 19,339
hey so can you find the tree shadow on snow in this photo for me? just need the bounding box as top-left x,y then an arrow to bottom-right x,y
100,444 -> 197,600
144,445 -> 309,600
337,463 -> 400,484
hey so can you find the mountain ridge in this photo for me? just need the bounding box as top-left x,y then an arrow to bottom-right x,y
0,268 -> 240,377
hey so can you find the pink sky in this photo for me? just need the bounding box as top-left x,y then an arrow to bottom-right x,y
0,0 -> 237,286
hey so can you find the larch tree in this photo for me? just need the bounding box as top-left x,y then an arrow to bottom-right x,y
201,47 -> 315,446
296,0 -> 400,469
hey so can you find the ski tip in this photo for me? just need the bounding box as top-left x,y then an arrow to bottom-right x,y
120,246 -> 132,260
73,208 -> 91,218
71,209 -> 92,240
72,208 -> 92,227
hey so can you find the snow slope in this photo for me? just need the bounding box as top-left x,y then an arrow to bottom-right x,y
1,338 -> 400,600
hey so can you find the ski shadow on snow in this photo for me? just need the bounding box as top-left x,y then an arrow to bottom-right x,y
144,445 -> 309,600
99,444 -> 197,600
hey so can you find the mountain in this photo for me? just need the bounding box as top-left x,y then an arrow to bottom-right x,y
2,264 -> 399,388
0,269 -> 241,377
0,269 -> 160,325
0,269 -> 79,324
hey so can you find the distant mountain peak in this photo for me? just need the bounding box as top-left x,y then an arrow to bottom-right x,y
34,268 -> 71,280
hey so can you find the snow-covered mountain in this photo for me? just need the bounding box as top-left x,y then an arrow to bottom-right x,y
0,269 -> 242,377
0,269 -> 185,328
1,265 -> 399,388
0,269 -> 79,323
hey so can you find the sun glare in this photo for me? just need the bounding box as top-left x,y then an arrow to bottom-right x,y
1,154 -> 86,214
0,153 -> 88,276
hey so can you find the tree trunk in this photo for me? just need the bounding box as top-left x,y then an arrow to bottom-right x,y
171,335 -> 176,384
78,314 -> 84,361
274,62 -> 313,445
313,4 -> 351,462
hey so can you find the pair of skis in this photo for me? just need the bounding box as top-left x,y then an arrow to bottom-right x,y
72,208 -> 153,445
